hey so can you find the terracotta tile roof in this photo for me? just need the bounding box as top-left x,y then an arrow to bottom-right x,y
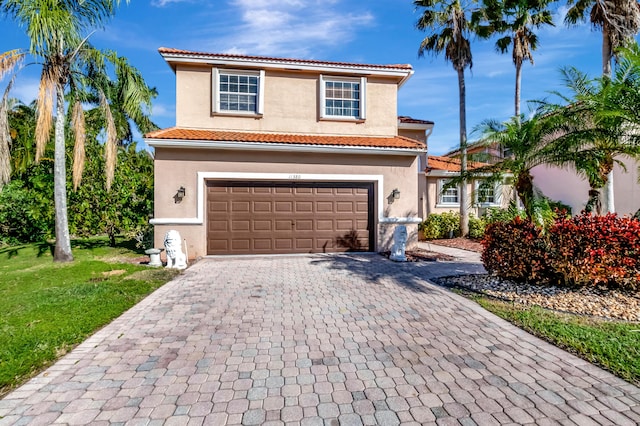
146,128 -> 426,150
426,155 -> 489,172
158,47 -> 413,71
398,116 -> 434,125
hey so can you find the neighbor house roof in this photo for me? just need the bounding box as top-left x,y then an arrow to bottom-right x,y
426,155 -> 489,172
398,116 -> 434,125
145,128 -> 426,152
158,47 -> 414,86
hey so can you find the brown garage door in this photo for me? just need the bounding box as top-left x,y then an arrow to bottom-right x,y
207,181 -> 374,255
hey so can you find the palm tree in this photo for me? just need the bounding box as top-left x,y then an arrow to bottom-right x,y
547,53 -> 640,214
467,108 -> 579,225
474,0 -> 554,116
0,0 -> 155,262
565,0 -> 640,212
415,0 -> 478,236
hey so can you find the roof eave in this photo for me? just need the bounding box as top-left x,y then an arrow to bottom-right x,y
145,138 -> 425,156
159,51 -> 413,82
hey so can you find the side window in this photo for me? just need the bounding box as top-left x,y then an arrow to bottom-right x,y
476,180 -> 499,205
438,179 -> 459,204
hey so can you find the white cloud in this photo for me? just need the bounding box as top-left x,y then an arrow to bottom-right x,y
198,0 -> 374,57
151,0 -> 192,7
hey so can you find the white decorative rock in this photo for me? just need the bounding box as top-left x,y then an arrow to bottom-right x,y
164,230 -> 188,270
389,225 -> 408,262
145,248 -> 163,267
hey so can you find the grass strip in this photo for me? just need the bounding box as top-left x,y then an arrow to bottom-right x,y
473,296 -> 640,386
0,239 -> 178,396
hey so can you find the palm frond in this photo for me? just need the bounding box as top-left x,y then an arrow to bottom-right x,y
0,49 -> 24,81
71,100 -> 85,190
100,91 -> 117,191
35,65 -> 56,163
0,76 -> 15,188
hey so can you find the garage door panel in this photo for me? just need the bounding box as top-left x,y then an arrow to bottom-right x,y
295,219 -> 313,231
231,220 -> 250,232
316,202 -> 333,212
231,239 -> 250,250
232,201 -> 250,212
253,239 -> 272,250
254,201 -> 272,212
295,239 -> 313,249
253,220 -> 272,231
336,219 -> 355,231
336,201 -> 355,212
295,201 -> 313,212
253,187 -> 271,194
207,181 -> 373,254
209,220 -> 228,231
275,220 -> 293,231
209,201 -> 228,212
275,239 -> 293,249
275,201 -> 293,212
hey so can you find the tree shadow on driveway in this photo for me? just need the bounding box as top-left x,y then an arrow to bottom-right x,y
309,253 -> 486,295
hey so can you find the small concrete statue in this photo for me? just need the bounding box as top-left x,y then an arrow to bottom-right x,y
390,225 -> 408,262
163,230 -> 187,269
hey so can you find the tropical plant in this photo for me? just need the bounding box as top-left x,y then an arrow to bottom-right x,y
565,0 -> 640,212
415,0 -> 479,236
5,99 -> 37,178
0,0 -> 155,262
545,55 -> 640,214
465,108 -> 578,226
473,0 -> 555,116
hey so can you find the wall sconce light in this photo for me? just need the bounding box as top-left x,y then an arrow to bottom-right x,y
387,188 -> 401,204
174,186 -> 186,203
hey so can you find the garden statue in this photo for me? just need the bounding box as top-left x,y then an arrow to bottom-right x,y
390,225 -> 408,262
164,230 -> 187,269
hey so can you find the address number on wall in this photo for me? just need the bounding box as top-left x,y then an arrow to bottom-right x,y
289,174 -> 302,180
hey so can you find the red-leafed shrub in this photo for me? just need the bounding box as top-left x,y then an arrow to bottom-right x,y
481,217 -> 559,283
549,213 -> 640,289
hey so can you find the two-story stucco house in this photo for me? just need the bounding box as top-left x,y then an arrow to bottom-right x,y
144,48 -> 428,257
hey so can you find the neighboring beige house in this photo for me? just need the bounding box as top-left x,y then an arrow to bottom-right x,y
423,156 -> 511,218
145,48 -> 428,257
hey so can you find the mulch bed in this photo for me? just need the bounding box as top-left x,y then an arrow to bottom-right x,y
428,237 -> 483,253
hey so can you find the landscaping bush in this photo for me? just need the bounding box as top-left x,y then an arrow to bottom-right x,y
419,211 -> 460,239
481,217 -> 558,283
548,213 -> 640,289
482,204 -> 525,225
420,211 -> 485,239
468,215 -> 486,239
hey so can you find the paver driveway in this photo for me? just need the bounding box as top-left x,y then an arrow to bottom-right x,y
1,254 -> 639,425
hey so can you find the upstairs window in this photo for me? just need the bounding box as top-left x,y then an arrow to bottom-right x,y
320,75 -> 366,120
438,179 -> 459,205
212,68 -> 264,115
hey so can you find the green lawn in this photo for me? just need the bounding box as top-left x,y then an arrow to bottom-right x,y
0,238 -> 178,397
473,296 -> 640,386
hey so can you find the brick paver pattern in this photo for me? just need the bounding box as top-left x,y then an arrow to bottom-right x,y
1,254 -> 639,425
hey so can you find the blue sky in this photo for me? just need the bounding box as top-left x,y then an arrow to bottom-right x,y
0,0 -> 612,155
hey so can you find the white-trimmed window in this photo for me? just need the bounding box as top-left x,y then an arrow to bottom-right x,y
319,75 -> 366,120
475,180 -> 500,205
212,68 -> 265,115
438,179 -> 459,205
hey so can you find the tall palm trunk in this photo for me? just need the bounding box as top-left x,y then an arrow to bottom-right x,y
458,67 -> 469,236
515,61 -> 522,117
53,81 -> 73,262
601,26 -> 616,213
